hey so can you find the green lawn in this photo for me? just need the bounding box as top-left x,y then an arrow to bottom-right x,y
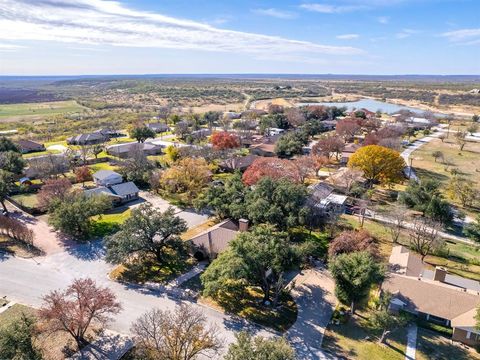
0,101 -> 85,119
89,162 -> 119,172
10,193 -> 39,208
0,304 -> 36,330
416,328 -> 480,360
22,149 -> 61,159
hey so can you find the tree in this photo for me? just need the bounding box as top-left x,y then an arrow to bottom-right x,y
329,251 -> 384,313
195,172 -> 248,220
0,312 -> 42,360
48,193 -> 111,240
432,150 -> 444,163
243,157 -> 301,186
90,144 -> 104,159
0,169 -> 14,213
368,293 -> 408,344
201,224 -> 295,305
0,136 -> 20,152
464,215 -> 480,243
225,332 -> 295,360
438,133 -> 446,142
386,205 -> 408,244
0,215 -> 35,247
293,155 -> 328,183
245,177 -> 308,230
37,178 -> 72,211
409,217 -> 443,261
203,111 -> 222,129
118,146 -> 155,186
105,204 -> 187,265
129,126 -> 156,143
164,145 -> 180,163
159,157 -> 211,202
74,166 -> 92,187
312,135 -> 345,160
336,118 -> 360,140
473,114 -> 479,123
174,121 -> 190,139
210,131 -> 240,150
348,145 -> 405,186
328,230 -> 378,259
467,123 -> 479,135
0,150 -> 25,174
454,130 -> 468,151
131,304 -> 221,360
284,107 -> 306,127
447,176 -> 479,208
39,278 -> 121,348
275,131 -> 309,158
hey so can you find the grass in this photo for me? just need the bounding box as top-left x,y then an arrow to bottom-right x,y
90,208 -> 131,237
111,254 -> 195,284
416,328 -> 480,360
0,235 -> 43,257
88,162 -> 119,172
22,149 -> 62,159
323,310 -> 408,360
0,100 -> 85,119
10,192 -> 39,209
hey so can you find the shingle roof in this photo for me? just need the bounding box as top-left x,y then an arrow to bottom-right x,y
16,139 -> 44,151
189,220 -> 239,256
109,182 -> 139,197
93,170 -> 122,181
219,155 -> 258,171
84,187 -> 120,198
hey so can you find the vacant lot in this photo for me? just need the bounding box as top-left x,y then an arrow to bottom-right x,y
0,100 -> 85,122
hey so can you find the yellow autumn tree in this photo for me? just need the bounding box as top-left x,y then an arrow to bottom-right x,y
348,145 -> 405,186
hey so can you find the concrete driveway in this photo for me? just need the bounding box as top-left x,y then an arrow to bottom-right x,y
287,266 -> 338,360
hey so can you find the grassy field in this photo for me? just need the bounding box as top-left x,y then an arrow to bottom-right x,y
0,100 -> 85,120
10,192 -> 39,208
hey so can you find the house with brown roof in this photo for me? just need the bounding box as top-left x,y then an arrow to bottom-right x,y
249,134 -> 280,157
340,143 -> 362,165
188,219 -> 249,260
219,155 -> 259,172
15,139 -> 45,154
383,246 -> 480,347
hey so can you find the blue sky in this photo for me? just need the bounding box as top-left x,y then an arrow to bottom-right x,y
0,0 -> 479,75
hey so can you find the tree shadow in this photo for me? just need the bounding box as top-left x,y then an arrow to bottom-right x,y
62,238 -> 106,261
414,168 -> 450,183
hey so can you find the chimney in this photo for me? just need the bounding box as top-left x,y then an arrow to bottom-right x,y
238,219 -> 249,232
433,267 -> 447,283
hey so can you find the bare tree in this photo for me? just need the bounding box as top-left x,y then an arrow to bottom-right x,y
131,304 -> 222,360
386,205 -> 408,244
454,130 -> 468,151
285,107 -> 306,127
409,218 -> 443,261
39,278 -> 121,348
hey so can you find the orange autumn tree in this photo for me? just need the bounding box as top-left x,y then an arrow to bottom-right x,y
210,131 -> 240,150
348,145 -> 405,186
242,157 -> 301,186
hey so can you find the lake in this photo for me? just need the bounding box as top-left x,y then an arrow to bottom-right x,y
297,98 -> 436,115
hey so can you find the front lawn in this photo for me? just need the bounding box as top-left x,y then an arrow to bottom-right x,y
10,192 -> 39,209
416,328 -> 480,360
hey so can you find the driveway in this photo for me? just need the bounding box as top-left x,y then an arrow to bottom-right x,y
287,266 -> 338,360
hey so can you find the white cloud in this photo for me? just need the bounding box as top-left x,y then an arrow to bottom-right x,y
396,29 -> 419,39
377,16 -> 390,24
336,33 -> 360,40
300,3 -> 365,13
0,43 -> 25,51
442,28 -> 480,45
0,0 -> 362,58
252,8 -> 297,19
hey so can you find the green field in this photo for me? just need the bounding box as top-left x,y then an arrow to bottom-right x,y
0,100 -> 85,119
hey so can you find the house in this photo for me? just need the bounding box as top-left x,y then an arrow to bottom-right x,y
340,143 -> 362,165
67,133 -> 107,146
92,170 -> 123,187
219,155 -> 259,172
350,108 -> 376,119
307,182 -> 348,216
191,128 -> 212,139
94,128 -> 124,138
249,134 -> 281,157
84,181 -> 140,205
189,219 -> 249,260
223,111 -> 242,120
147,123 -> 170,133
15,140 -> 45,154
106,142 -> 162,159
382,246 -> 480,347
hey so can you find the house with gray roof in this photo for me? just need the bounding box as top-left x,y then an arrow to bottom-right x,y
106,142 -> 162,159
67,132 -> 107,146
84,181 -> 140,205
93,170 -> 123,187
147,123 -> 170,133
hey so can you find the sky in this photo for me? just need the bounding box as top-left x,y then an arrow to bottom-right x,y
0,0 -> 479,75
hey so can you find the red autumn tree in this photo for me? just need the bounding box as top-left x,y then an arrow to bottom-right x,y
39,278 -> 121,348
74,166 -> 92,187
336,118 -> 361,140
328,230 -> 378,259
210,131 -> 240,150
242,157 -> 301,186
37,178 -> 72,211
312,135 -> 345,160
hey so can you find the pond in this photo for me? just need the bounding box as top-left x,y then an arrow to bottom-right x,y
297,98 -> 437,115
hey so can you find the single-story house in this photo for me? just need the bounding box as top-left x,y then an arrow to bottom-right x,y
189,219 -> 249,260
25,154 -> 69,178
147,123 -> 170,133
93,170 -> 123,187
340,143 -> 362,165
383,246 -> 480,347
249,134 -> 281,157
307,182 -> 348,216
219,155 -> 259,172
223,111 -> 242,120
15,140 -> 45,154
94,128 -> 123,138
106,142 -> 162,159
191,129 -> 212,139
67,133 -> 107,146
84,181 -> 140,205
